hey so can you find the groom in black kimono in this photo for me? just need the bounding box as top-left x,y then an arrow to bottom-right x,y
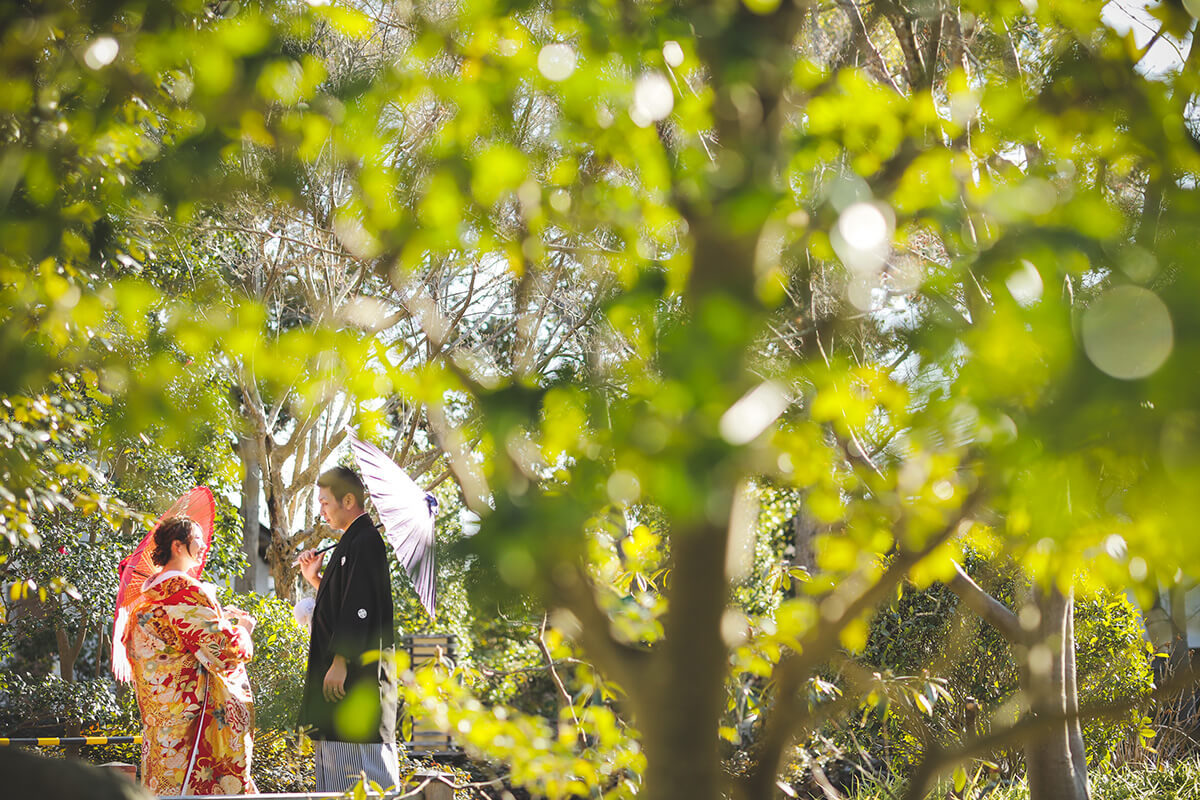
298,467 -> 399,791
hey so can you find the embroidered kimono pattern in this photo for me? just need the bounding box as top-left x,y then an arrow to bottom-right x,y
125,573 -> 257,795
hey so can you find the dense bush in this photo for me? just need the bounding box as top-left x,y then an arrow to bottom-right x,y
218,589 -> 318,792
1074,593 -> 1158,766
78,719 -> 143,766
220,589 -> 310,733
252,728 -> 314,793
843,568 -> 1154,778
0,674 -> 136,736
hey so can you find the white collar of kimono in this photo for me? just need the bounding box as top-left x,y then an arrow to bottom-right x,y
142,570 -> 217,604
143,569 -> 190,590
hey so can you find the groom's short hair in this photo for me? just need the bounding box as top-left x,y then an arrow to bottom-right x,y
317,466 -> 366,508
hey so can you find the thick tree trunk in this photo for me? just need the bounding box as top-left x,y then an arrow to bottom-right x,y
235,434 -> 260,594
790,504 -> 818,582
639,523 -> 730,800
265,471 -> 297,601
55,630 -> 76,682
1063,595 -> 1088,785
1023,586 -> 1089,800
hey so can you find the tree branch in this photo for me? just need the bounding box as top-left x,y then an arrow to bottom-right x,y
837,0 -> 902,94
292,426 -> 349,491
945,560 -> 1022,643
537,613 -> 586,745
877,1 -> 928,90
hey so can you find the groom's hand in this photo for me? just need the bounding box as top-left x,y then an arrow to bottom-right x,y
298,549 -> 323,589
323,655 -> 347,702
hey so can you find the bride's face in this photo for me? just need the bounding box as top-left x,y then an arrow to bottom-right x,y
173,523 -> 204,568
186,525 -> 205,560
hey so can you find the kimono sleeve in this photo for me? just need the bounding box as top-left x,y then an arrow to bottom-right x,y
165,583 -> 254,673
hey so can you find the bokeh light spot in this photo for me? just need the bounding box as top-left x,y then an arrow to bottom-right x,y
832,201 -> 893,283
1082,285 -> 1173,380
837,203 -> 888,253
1005,260 -> 1044,306
719,381 -> 789,445
606,470 -> 641,504
537,43 -> 577,82
662,41 -> 684,68
632,73 -> 674,124
84,37 -> 119,70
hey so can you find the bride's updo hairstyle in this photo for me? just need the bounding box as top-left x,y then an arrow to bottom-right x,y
151,517 -> 199,566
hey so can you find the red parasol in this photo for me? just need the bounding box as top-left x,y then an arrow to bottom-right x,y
111,486 -> 215,681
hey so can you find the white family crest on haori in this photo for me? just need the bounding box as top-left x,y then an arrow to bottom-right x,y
348,433 -> 439,619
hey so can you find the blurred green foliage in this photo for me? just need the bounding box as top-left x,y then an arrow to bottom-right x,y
848,758 -> 1200,800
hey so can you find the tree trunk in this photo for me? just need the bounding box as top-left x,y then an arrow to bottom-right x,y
54,620 -> 86,683
946,567 -> 1089,800
265,472 -> 297,601
1023,586 -> 1089,800
1063,594 -> 1088,785
267,482 -> 297,599
639,523 -> 729,800
56,629 -> 76,683
236,434 -> 260,594
790,504 -> 818,583
1168,579 -> 1190,676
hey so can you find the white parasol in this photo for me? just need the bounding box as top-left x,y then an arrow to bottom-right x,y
348,433 -> 438,619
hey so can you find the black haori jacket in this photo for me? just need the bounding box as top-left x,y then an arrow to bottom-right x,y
299,513 -> 398,743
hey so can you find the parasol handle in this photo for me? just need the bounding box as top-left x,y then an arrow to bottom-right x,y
291,541 -> 336,567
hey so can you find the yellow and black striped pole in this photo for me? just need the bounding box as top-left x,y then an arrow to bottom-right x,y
0,735 -> 141,746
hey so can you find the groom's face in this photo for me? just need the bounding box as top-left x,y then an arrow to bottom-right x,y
317,486 -> 353,531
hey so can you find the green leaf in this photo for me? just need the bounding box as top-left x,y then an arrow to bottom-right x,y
313,5 -> 374,39
743,0 -> 782,14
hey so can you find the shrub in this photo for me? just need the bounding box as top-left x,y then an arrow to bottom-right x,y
78,719 -> 143,766
838,568 -> 1153,779
1074,592 -> 1157,766
252,728 -> 314,793
848,758 -> 1200,799
0,674 -> 134,736
218,590 -> 319,792
219,589 -> 310,733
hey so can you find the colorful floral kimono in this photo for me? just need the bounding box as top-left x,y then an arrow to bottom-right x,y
125,572 -> 257,795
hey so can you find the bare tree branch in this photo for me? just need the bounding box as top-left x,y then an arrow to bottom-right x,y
837,0 -> 903,94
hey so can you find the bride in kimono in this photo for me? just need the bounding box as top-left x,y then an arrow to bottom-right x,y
123,516 -> 258,795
